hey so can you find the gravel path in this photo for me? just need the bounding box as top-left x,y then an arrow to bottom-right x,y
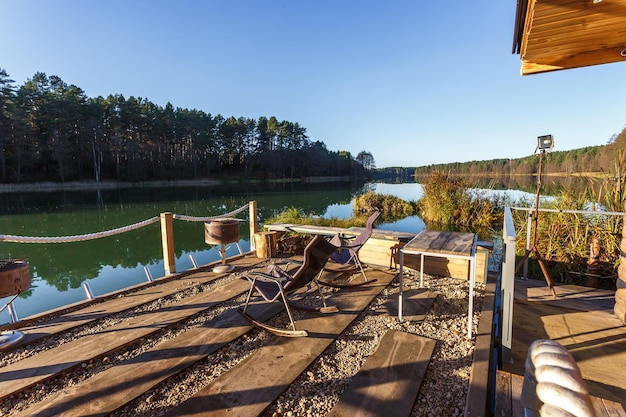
0,267 -> 485,417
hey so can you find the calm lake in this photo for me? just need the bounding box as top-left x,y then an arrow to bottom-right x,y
0,181 -> 527,324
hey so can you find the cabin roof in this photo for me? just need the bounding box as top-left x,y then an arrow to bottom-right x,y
512,0 -> 626,75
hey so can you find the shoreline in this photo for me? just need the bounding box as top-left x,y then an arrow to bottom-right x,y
0,177 -> 355,194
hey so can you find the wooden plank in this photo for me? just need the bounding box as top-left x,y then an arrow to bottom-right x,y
11,266 -> 347,416
13,303 -> 282,417
494,370 -> 512,417
0,276 -> 254,400
510,373 -> 525,417
592,396 -> 612,417
404,231 -> 474,256
464,279 -> 496,417
501,371 -> 626,417
598,398 -> 626,417
494,371 -> 530,417
381,288 -> 435,322
327,330 -> 436,417
264,223 -> 352,237
503,284 -> 626,407
165,269 -> 397,417
401,254 -> 482,281
347,227 -> 415,242
263,223 -> 415,270
514,278 -> 616,314
591,396 -> 626,417
1,256 -> 265,341
264,223 -> 415,242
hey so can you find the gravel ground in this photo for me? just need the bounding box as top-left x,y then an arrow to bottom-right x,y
0,267 -> 485,417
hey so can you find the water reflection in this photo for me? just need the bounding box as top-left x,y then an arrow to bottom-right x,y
0,179 -> 551,323
1,182 -> 367,322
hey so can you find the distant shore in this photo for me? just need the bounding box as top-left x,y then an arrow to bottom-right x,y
0,176 -> 353,193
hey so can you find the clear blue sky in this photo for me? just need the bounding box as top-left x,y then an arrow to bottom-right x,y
3,0 -> 626,168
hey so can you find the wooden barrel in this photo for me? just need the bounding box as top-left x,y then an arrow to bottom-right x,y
0,260 -> 31,298
204,219 -> 240,245
254,231 -> 279,259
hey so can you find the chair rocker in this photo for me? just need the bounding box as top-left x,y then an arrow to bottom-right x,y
237,235 -> 339,337
323,211 -> 380,286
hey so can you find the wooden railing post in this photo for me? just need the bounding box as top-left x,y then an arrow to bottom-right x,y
249,201 -> 258,251
160,212 -> 176,275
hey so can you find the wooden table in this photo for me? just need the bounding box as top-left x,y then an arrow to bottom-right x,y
398,230 -> 477,338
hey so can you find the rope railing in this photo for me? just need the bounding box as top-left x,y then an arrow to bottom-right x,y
0,203 -> 251,244
0,201 -> 258,324
0,216 -> 161,244
172,204 -> 249,222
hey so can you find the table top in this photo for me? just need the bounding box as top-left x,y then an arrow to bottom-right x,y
402,230 -> 476,256
264,223 -> 417,241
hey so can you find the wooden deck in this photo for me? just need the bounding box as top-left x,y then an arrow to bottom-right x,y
0,254 -> 444,417
494,370 -> 626,417
5,242 -> 625,416
502,278 -> 626,408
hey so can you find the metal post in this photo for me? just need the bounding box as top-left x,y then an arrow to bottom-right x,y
8,302 -> 19,323
83,283 -> 95,300
144,265 -> 154,282
189,254 -> 199,269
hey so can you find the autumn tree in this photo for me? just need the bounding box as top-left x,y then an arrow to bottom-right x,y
356,151 -> 376,170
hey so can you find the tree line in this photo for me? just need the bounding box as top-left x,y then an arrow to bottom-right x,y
374,128 -> 626,180
0,69 -> 372,184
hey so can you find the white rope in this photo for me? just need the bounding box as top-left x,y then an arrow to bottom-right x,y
0,204 -> 249,244
0,216 -> 161,244
173,204 -> 249,222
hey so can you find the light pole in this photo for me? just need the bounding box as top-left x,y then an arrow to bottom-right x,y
515,135 -> 557,298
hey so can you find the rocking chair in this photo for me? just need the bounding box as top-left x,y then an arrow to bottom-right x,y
237,235 -> 338,337
326,211 -> 380,283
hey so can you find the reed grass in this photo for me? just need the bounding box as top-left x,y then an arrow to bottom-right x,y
417,172 -> 506,231
512,152 -> 625,288
264,191 -> 415,230
353,191 -> 415,221
263,206 -> 367,228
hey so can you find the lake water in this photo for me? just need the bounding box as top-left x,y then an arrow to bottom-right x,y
0,182 -> 427,323
0,181 -> 524,324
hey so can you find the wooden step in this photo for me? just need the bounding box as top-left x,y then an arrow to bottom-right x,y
12,303 -> 282,417
1,256 -> 266,347
327,330 -> 436,417
380,287 -> 435,322
164,269 -> 397,417
9,265 -> 347,416
0,276 -> 254,401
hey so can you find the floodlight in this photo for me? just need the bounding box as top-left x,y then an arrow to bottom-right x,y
536,135 -> 554,153
517,133 -> 557,297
